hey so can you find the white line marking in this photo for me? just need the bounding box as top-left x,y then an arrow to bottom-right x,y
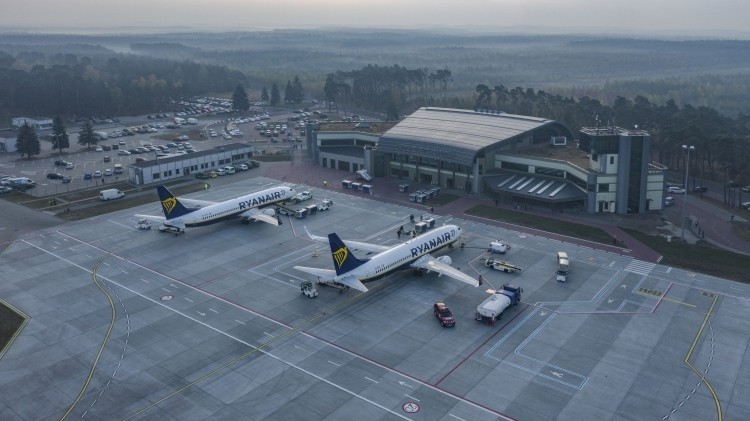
184,298 -> 194,303
328,360 -> 341,367
449,414 -> 467,421
121,270 -> 128,274
209,308 -> 219,314
161,288 -> 170,292
32,234 -> 498,420
141,279 -> 149,284
405,394 -> 420,402
364,377 -> 379,383
235,320 -> 246,325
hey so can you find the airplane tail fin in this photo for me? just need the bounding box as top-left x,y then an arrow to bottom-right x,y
156,185 -> 193,220
328,233 -> 368,276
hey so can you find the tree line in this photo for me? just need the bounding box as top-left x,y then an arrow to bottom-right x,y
0,50 -> 245,120
4,45 -> 749,189
473,84 -> 750,188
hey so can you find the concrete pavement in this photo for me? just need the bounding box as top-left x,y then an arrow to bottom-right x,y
261,153 -> 750,260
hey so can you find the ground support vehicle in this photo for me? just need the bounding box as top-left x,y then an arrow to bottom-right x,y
293,191 -> 313,203
488,240 -> 511,254
300,281 -> 318,298
158,225 -> 185,235
135,219 -> 152,230
556,252 -> 569,282
484,258 -> 522,273
475,284 -> 523,325
318,198 -> 333,210
433,302 -> 456,327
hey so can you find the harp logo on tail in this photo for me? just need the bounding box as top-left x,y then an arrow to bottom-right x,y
161,197 -> 177,215
332,246 -> 348,269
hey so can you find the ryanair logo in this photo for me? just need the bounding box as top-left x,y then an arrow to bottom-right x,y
161,196 -> 177,215
332,246 -> 348,269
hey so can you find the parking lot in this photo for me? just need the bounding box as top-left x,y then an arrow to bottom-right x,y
1,176 -> 749,420
1,111 -> 310,197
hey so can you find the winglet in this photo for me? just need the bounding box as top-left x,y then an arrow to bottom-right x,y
328,233 -> 368,276
304,226 -> 328,243
156,185 -> 193,220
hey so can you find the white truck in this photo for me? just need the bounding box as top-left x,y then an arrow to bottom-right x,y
484,257 -> 522,273
556,251 -> 569,282
292,190 -> 313,203
475,284 -> 523,324
318,198 -> 334,211
186,118 -> 198,125
488,240 -> 511,254
95,131 -> 108,140
174,117 -> 186,125
99,188 -> 124,201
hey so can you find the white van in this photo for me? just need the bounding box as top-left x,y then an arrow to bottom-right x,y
223,166 -> 236,174
215,168 -> 227,176
99,189 -> 124,201
113,164 -> 123,174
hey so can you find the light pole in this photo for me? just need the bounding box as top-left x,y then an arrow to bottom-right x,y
680,145 -> 695,241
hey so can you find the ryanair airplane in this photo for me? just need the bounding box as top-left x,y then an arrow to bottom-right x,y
294,225 -> 480,292
136,185 -> 294,233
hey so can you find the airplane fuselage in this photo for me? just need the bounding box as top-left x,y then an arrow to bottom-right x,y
166,186 -> 293,228
343,225 -> 461,282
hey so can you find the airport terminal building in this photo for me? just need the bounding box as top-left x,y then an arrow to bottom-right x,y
312,107 -> 666,214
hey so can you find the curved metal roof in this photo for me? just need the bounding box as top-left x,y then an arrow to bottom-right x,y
378,107 -> 574,166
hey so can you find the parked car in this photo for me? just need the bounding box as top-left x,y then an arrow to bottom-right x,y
103,169 -> 113,176
195,172 -> 209,179
0,186 -> 12,194
46,173 -> 65,180
54,160 -> 67,166
84,173 -> 93,180
693,186 -> 708,192
92,170 -> 102,178
103,155 -> 111,162
95,146 -> 103,152
135,157 -> 146,163
667,186 -> 686,194
119,140 -> 127,145
65,162 -> 75,169
664,197 -> 675,207
118,150 -> 131,156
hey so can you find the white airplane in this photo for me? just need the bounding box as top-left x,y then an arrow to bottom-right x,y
294,225 -> 480,292
136,185 -> 294,232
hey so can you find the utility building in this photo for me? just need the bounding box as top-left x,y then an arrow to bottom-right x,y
128,143 -> 254,185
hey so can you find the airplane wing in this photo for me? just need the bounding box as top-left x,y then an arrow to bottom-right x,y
303,226 -> 390,254
240,208 -> 280,226
335,275 -> 368,292
135,214 -> 166,223
292,266 -> 368,292
293,266 -> 337,279
411,255 -> 480,287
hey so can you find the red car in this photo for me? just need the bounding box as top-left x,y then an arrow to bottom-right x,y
433,302 -> 456,327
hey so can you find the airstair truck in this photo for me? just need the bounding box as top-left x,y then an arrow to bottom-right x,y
475,284 -> 523,324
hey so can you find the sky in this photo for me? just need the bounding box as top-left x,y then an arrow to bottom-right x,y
2,0 -> 749,38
